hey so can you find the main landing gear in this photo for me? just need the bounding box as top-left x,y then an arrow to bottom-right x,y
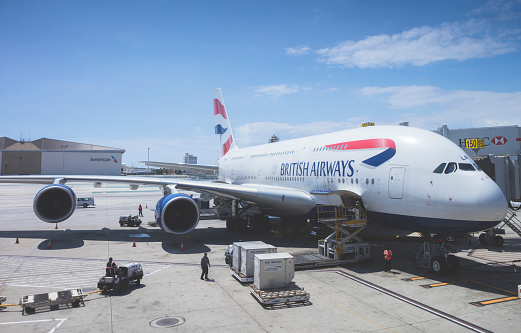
416,236 -> 460,274
224,200 -> 269,232
478,228 -> 505,247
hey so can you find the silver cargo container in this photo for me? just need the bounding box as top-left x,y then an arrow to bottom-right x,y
240,243 -> 277,277
254,253 -> 295,290
232,241 -> 266,271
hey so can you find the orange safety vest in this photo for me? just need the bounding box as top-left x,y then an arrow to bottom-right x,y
384,250 -> 392,260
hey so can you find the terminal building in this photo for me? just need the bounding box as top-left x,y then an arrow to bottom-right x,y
0,137 -> 124,176
434,125 -> 521,203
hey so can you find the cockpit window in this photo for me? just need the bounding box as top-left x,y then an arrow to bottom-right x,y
472,161 -> 482,171
459,163 -> 475,171
444,162 -> 457,174
433,163 -> 446,174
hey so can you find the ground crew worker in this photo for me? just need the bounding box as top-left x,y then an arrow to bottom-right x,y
106,257 -> 117,269
200,253 -> 210,280
138,204 -> 143,217
383,247 -> 392,272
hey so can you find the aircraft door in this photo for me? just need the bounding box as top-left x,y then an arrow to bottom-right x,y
389,167 -> 406,199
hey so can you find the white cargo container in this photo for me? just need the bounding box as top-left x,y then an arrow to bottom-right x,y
240,243 -> 277,277
254,253 -> 295,290
232,241 -> 266,271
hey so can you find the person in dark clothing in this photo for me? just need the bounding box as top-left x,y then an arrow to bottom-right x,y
200,253 -> 210,280
106,257 -> 117,268
383,247 -> 392,272
138,204 -> 143,217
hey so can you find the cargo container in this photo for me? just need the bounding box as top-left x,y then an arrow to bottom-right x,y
254,253 -> 294,290
240,243 -> 277,277
231,241 -> 266,272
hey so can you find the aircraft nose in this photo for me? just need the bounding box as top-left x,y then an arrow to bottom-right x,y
477,180 -> 508,221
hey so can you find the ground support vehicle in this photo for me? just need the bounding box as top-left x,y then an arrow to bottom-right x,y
98,263 -> 143,293
249,282 -> 310,307
21,288 -> 85,314
119,215 -> 142,227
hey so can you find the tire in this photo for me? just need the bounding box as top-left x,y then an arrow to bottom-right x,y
479,233 -> 487,244
83,204 -> 88,208
25,307 -> 35,314
72,300 -> 80,308
494,235 -> 504,247
446,255 -> 460,274
431,255 -> 447,274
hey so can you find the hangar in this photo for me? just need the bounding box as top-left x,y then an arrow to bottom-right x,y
0,137 -> 124,176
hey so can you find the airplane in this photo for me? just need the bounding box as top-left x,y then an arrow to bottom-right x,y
0,89 -> 508,247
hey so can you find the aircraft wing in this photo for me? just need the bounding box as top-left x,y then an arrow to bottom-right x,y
140,161 -> 218,174
0,175 -> 316,216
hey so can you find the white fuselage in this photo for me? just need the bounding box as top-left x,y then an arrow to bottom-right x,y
217,125 -> 507,234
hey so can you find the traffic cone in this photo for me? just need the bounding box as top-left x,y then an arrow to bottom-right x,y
15,237 -> 19,244
146,204 -> 148,209
47,240 -> 52,249
180,242 -> 184,251
55,223 -> 58,229
132,238 -> 136,247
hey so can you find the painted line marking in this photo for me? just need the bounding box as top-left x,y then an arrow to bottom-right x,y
318,270 -> 492,333
402,275 -> 438,281
471,296 -> 519,307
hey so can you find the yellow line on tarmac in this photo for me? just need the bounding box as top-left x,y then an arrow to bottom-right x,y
479,296 -> 518,305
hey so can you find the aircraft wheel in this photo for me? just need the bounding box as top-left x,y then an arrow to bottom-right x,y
479,233 -> 487,244
431,256 -> 447,274
226,218 -> 235,231
494,235 -> 504,247
446,255 -> 460,273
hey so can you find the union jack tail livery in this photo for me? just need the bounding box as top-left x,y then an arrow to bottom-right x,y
213,88 -> 238,156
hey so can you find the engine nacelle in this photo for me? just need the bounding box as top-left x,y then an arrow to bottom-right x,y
33,184 -> 76,223
155,193 -> 200,235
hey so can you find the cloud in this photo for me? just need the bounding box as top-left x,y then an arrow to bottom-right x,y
316,20 -> 515,68
358,85 -> 521,128
253,84 -> 310,98
285,45 -> 312,55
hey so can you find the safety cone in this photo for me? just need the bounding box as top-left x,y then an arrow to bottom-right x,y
146,204 -> 148,209
55,223 -> 58,229
180,242 -> 184,251
132,238 -> 136,247
47,240 -> 52,249
15,237 -> 19,244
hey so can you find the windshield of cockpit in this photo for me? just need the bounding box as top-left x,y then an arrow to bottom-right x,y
433,161 -> 481,174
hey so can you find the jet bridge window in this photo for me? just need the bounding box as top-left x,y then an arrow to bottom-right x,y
458,163 -> 476,171
444,162 -> 457,174
433,163 -> 446,174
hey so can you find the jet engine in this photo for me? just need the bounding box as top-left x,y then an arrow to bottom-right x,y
33,184 -> 76,223
155,193 -> 200,234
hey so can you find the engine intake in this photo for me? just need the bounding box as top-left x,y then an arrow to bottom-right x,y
155,194 -> 200,234
33,184 -> 76,223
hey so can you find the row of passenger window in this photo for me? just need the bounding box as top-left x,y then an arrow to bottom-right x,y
433,162 -> 481,174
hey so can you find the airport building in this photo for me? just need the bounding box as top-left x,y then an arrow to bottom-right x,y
434,125 -> 521,203
0,137 -> 124,176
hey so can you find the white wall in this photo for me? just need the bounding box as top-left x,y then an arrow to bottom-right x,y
42,152 -> 122,175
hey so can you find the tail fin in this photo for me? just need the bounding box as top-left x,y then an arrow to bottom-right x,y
213,88 -> 238,156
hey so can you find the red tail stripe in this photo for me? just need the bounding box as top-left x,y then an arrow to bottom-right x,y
222,136 -> 234,156
213,99 -> 228,119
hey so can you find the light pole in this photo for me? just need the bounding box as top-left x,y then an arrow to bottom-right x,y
147,148 -> 150,175
61,145 -> 68,174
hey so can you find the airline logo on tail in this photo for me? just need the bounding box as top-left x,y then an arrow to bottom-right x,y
326,138 -> 396,167
213,89 -> 237,156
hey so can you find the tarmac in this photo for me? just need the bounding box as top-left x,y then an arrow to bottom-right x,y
0,182 -> 520,332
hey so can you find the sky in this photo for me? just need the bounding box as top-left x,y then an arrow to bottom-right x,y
1,0 -> 521,166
